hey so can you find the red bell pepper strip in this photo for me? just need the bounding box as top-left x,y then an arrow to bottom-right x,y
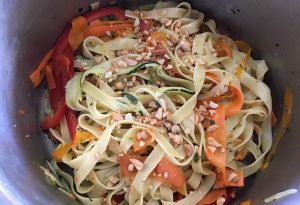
52,7 -> 125,62
41,7 -> 126,131
42,103 -> 67,129
49,55 -> 70,111
65,108 -> 77,140
44,64 -> 56,90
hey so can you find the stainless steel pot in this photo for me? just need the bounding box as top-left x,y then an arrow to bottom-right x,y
0,0 -> 299,204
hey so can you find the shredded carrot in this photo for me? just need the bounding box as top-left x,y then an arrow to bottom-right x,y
155,157 -> 186,191
224,85 -> 244,118
240,199 -> 252,205
84,23 -> 133,38
52,131 -> 97,161
235,41 -> 251,53
44,64 -> 56,90
235,41 -> 252,78
235,66 -> 244,78
69,16 -> 88,50
205,104 -> 227,177
52,143 -> 73,162
132,131 -> 153,153
119,155 -> 186,194
89,19 -> 134,26
262,86 -> 293,170
213,39 -> 233,58
206,72 -> 220,82
196,188 -> 226,205
119,154 -> 145,180
150,31 -> 167,44
29,49 -> 53,87
73,131 -> 97,145
235,148 -> 247,161
215,168 -> 244,188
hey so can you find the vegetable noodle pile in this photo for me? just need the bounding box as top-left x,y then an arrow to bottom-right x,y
32,1 -> 273,205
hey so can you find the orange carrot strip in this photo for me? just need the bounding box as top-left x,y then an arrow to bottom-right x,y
224,85 -> 244,118
29,49 -> 53,87
119,154 -> 145,180
119,155 -> 186,194
72,131 -> 97,145
235,41 -> 251,53
44,64 -> 56,90
132,131 -> 153,153
196,188 -> 227,205
150,31 -> 167,43
213,39 -> 233,58
234,148 -> 247,161
84,23 -> 133,38
215,168 -> 244,188
155,157 -> 186,190
89,19 -> 134,26
206,72 -> 220,82
205,104 -> 227,177
52,143 -> 73,162
52,131 -> 98,162
69,16 -> 88,50
235,41 -> 252,78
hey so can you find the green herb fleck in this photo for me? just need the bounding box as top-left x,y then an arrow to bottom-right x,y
165,88 -> 179,92
210,120 -> 215,125
123,92 -> 138,105
180,89 -> 195,95
139,111 -> 144,116
194,153 -> 200,162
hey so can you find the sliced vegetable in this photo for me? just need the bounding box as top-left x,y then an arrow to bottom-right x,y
149,31 -> 167,44
73,131 -> 97,145
89,19 -> 133,26
42,103 -> 67,129
69,16 -> 88,50
52,143 -> 73,162
119,154 -> 145,180
215,169 -> 244,188
224,85 -> 244,118
123,92 -> 138,105
52,131 -> 97,161
155,157 -> 186,190
213,39 -> 233,58
84,23 -> 133,38
65,108 -> 77,141
44,64 -> 56,90
29,49 -> 53,87
132,131 -> 153,153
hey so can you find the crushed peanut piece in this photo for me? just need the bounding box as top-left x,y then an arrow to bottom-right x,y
184,144 -> 193,156
207,137 -> 223,148
129,158 -> 144,171
206,125 -> 219,132
128,164 -> 134,172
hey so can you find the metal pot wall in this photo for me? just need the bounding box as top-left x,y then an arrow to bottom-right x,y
0,0 -> 299,204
